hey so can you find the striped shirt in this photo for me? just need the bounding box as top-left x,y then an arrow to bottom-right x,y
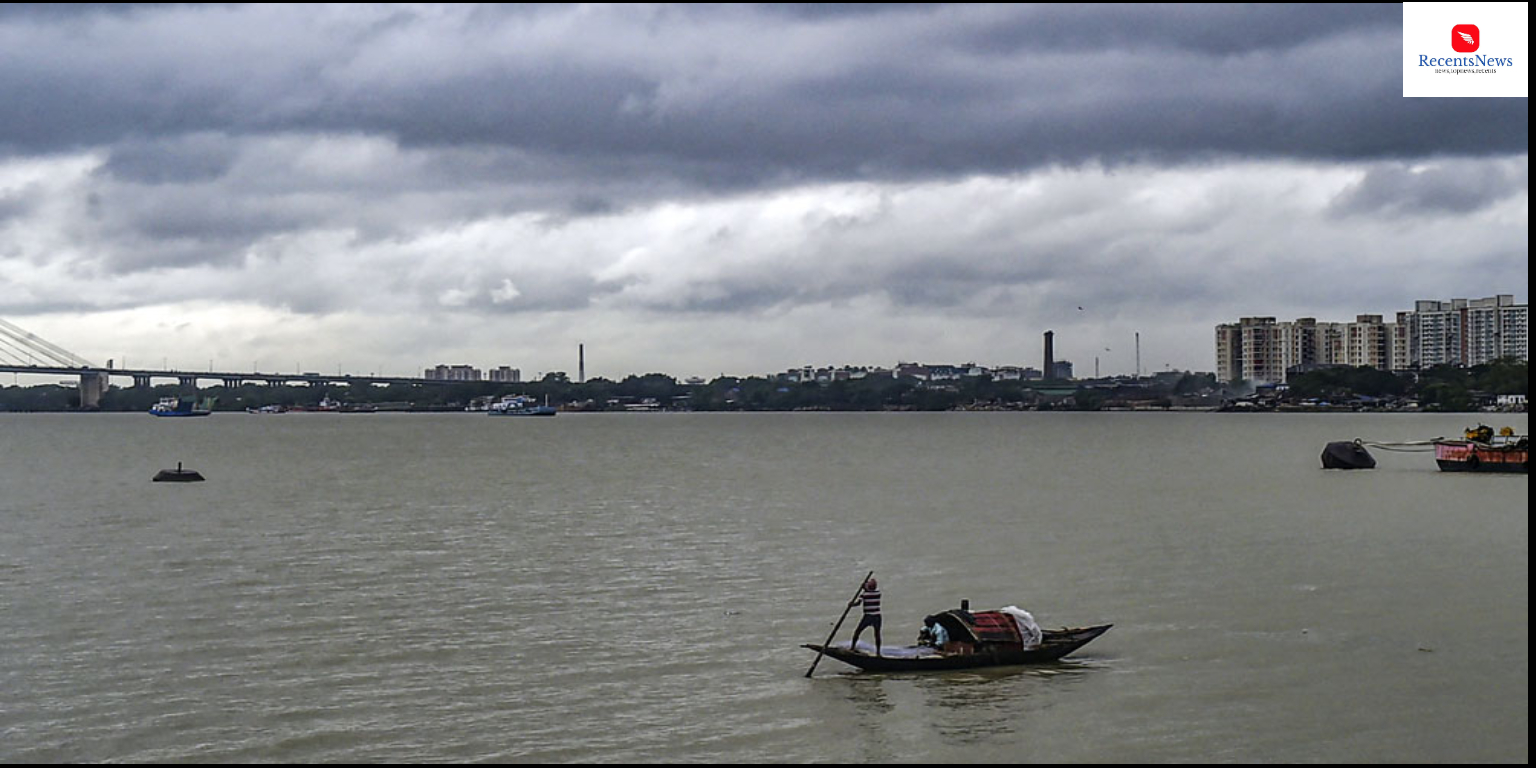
859,588 -> 881,616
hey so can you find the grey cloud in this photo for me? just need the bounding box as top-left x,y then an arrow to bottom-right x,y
962,3 -> 1396,57
474,272 -> 617,313
99,134 -> 239,184
397,267 -> 623,315
67,181 -> 312,273
642,274 -> 817,314
1331,159 -> 1530,217
48,135 -> 699,275
0,189 -> 32,223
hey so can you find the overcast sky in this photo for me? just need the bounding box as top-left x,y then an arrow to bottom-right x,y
0,3 -> 1527,381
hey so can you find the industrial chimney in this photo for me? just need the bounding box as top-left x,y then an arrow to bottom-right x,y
1044,330 -> 1055,380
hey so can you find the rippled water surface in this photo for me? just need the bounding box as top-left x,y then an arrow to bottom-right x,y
1,411 -> 1527,762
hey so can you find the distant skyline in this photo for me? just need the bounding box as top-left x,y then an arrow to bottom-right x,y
0,4 -> 1527,381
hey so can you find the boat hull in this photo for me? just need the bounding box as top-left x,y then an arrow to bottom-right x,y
1434,441 -> 1528,473
803,624 -> 1111,673
152,469 -> 205,482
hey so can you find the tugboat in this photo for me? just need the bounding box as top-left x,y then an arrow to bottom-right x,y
1433,425 -> 1529,473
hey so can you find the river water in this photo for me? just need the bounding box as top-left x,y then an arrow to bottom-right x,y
0,411 -> 1526,762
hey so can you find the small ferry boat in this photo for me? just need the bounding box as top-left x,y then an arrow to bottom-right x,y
150,396 -> 212,417
487,395 -> 557,417
1433,425 -> 1529,473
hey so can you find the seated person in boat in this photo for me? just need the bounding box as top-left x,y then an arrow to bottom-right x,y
917,616 -> 949,648
916,615 -> 978,654
916,617 -> 936,646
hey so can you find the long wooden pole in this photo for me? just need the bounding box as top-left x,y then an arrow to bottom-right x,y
805,570 -> 874,678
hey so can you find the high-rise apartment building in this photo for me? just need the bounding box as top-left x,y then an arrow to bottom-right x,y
1214,317 -> 1289,384
1217,295 -> 1527,383
425,364 -> 482,381
1400,295 -> 1528,369
1215,323 -> 1241,384
1344,315 -> 1391,370
1405,299 -> 1462,367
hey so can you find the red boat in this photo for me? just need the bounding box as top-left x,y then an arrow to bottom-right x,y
1434,425 -> 1529,473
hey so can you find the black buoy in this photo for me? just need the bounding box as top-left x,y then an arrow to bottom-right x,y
153,462 -> 205,482
1322,441 -> 1376,470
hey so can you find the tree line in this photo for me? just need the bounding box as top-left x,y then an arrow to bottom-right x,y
1,361 -> 1524,412
1281,358 -> 1527,410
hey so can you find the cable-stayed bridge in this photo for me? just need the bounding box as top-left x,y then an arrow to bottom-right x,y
0,318 -> 450,408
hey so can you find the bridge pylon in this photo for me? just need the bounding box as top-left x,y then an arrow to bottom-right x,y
78,371 -> 108,409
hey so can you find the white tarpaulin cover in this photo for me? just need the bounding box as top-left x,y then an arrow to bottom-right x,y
999,606 -> 1042,649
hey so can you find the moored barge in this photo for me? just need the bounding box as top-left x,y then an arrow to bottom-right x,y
1433,425 -> 1528,473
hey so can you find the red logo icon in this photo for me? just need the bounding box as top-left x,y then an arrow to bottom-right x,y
1452,24 -> 1479,52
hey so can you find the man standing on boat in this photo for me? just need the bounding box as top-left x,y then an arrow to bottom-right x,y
848,576 -> 882,656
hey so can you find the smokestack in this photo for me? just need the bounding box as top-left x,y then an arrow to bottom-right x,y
1044,330 -> 1054,380
579,344 -> 585,384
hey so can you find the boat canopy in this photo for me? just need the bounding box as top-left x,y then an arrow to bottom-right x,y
928,609 -> 1024,649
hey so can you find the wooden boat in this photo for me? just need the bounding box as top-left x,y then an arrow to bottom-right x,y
1433,425 -> 1529,474
152,462 -> 205,482
804,606 -> 1111,673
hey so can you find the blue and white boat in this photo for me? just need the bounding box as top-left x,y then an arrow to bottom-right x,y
487,394 -> 556,417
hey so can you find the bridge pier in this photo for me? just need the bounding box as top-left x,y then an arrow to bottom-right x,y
178,375 -> 198,388
132,374 -> 152,388
223,378 -> 244,388
78,371 -> 108,409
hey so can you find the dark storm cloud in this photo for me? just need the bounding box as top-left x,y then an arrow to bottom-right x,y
0,4 -> 1524,194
